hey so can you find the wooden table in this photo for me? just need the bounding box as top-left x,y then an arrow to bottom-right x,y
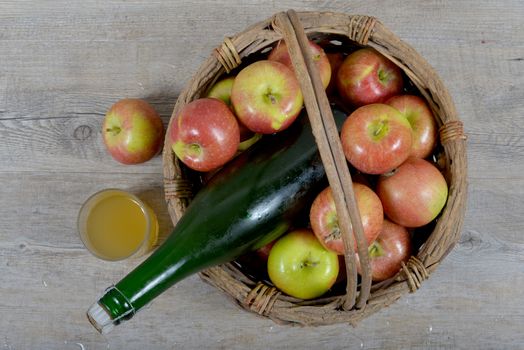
1,1 -> 523,349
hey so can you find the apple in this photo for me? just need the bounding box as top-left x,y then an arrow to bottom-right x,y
169,98 -> 240,172
207,76 -> 257,143
268,40 -> 331,89
336,48 -> 403,107
255,239 -> 276,261
326,52 -> 344,95
340,103 -> 413,174
231,60 -> 303,134
267,229 -> 339,299
206,76 -> 235,106
377,157 -> 448,227
386,95 -> 437,159
356,219 -> 411,281
310,183 -> 383,255
103,98 -> 164,165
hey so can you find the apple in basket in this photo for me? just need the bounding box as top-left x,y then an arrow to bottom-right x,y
206,76 -> 261,150
231,60 -> 304,134
169,98 -> 240,172
267,229 -> 339,300
386,94 -> 437,159
336,48 -> 403,107
377,157 -> 448,228
255,239 -> 276,261
206,76 -> 235,107
340,103 -> 413,174
309,183 -> 384,255
326,52 -> 344,96
102,98 -> 164,165
356,219 -> 411,281
268,39 -> 332,89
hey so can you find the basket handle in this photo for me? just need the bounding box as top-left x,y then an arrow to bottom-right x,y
272,10 -> 372,310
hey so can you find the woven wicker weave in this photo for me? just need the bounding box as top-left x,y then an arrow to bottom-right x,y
162,10 -> 467,326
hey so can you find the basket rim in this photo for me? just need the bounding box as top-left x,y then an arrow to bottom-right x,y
161,10 -> 467,326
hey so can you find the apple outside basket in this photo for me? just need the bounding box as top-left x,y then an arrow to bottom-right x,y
162,10 -> 467,326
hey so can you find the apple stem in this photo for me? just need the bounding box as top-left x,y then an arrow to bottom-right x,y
301,252 -> 320,268
106,126 -> 121,136
324,212 -> 341,243
324,226 -> 341,243
378,68 -> 389,82
302,260 -> 320,268
187,143 -> 202,157
373,121 -> 385,137
368,242 -> 385,258
264,87 -> 279,105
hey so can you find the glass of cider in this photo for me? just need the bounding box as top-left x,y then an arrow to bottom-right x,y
78,189 -> 159,261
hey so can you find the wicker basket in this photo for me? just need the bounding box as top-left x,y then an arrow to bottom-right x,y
162,10 -> 467,326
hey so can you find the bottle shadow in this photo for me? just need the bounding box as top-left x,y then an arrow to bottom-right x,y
131,184 -> 175,248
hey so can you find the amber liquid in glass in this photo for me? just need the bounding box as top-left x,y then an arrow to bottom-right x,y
79,190 -> 158,261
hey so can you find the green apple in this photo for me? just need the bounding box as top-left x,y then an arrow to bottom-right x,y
267,229 -> 339,300
207,76 -> 235,107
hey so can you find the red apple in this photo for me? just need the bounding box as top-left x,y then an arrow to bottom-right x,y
231,60 -> 303,134
377,157 -> 448,227
255,239 -> 276,261
326,52 -> 344,95
268,40 -> 331,89
309,183 -> 384,255
386,95 -> 437,159
102,98 -> 164,165
336,48 -> 403,107
340,103 -> 413,174
267,229 -> 339,299
169,98 -> 240,172
356,219 -> 411,281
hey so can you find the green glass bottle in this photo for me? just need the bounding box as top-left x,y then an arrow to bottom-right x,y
87,107 -> 347,333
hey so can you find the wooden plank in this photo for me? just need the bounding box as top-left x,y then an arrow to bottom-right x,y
1,47 -> 522,177
1,222 -> 523,349
1,0 -> 524,348
0,176 -> 523,348
1,37 -> 522,177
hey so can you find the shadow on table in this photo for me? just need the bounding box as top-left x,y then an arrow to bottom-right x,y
130,184 -> 175,247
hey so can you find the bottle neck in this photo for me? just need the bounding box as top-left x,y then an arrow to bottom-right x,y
87,286 -> 136,333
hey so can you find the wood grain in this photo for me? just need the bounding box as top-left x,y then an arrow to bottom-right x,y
1,0 -> 523,349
